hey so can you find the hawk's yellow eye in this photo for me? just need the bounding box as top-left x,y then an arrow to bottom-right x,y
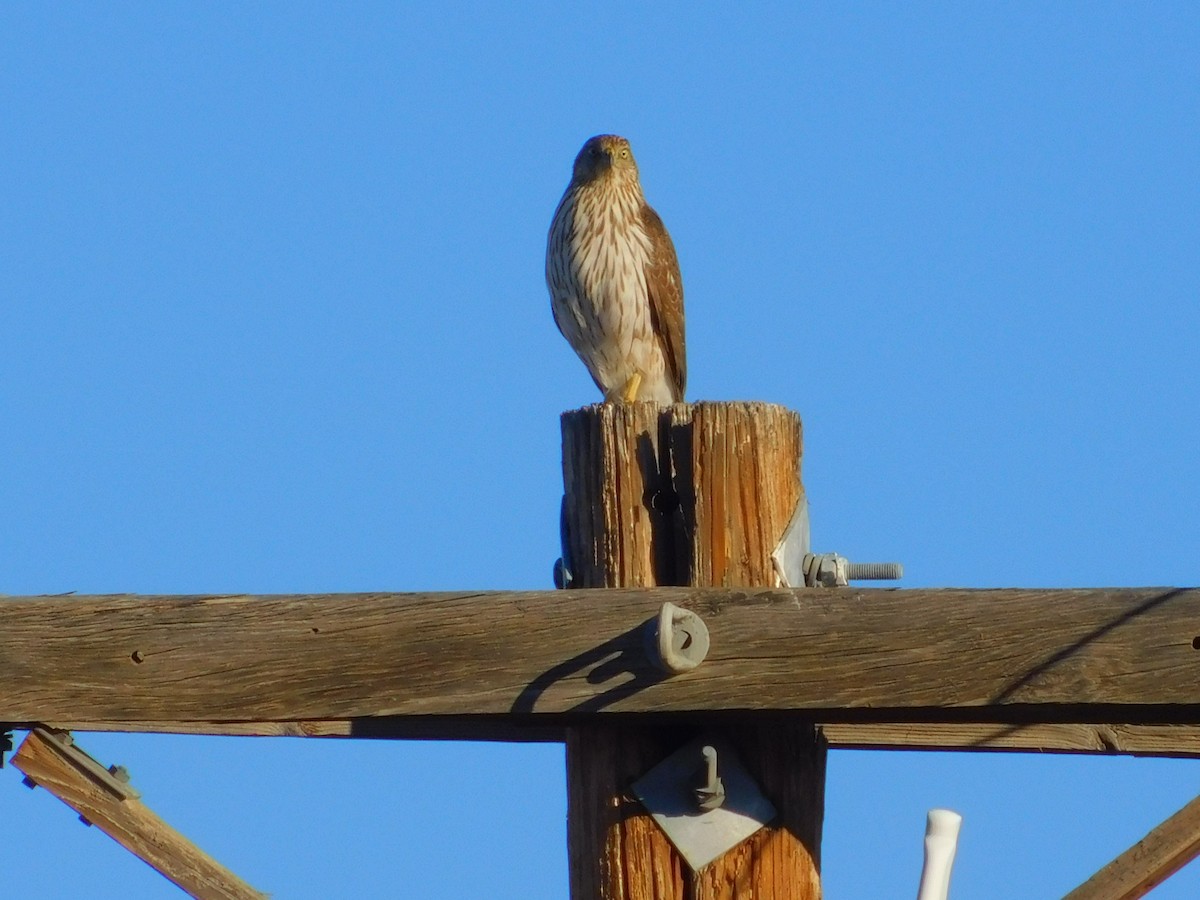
619,148 -> 629,158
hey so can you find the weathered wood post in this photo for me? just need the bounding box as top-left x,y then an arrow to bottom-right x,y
561,401 -> 825,899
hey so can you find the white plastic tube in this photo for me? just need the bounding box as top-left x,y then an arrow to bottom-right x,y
917,808 -> 963,900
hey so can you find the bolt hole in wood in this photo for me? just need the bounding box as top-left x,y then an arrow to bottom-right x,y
1192,636 -> 1200,650
130,650 -> 145,664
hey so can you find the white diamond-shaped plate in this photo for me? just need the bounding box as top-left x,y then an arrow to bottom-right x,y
630,736 -> 777,871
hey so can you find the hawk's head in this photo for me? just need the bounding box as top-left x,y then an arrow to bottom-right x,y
572,134 -> 638,185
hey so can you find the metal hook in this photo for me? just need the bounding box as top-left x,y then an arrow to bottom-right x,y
647,602 -> 710,674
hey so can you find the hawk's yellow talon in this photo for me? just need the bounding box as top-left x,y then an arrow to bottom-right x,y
621,372 -> 643,403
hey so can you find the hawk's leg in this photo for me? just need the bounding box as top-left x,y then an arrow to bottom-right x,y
620,371 -> 643,403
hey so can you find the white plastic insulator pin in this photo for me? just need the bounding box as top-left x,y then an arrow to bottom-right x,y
917,808 -> 963,900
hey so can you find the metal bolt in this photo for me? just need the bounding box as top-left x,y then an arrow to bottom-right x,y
804,553 -> 903,587
108,764 -> 131,784
848,562 -> 904,581
694,745 -> 726,810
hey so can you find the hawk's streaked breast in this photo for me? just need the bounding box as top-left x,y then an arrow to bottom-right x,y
546,135 -> 686,404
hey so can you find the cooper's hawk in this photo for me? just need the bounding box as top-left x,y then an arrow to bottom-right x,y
546,135 -> 686,404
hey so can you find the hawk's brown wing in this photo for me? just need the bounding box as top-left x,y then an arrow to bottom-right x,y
640,204 -> 687,401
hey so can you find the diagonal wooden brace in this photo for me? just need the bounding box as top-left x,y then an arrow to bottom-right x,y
12,728 -> 266,900
1065,792 -> 1200,900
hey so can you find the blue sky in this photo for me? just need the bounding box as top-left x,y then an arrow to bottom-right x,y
4,3 -> 1199,897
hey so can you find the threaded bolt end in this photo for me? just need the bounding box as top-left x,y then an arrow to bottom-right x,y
846,562 -> 903,581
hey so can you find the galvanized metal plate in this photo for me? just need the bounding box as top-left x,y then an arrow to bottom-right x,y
630,736 -> 777,871
771,496 -> 810,588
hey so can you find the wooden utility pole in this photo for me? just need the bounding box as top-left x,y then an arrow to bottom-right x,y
561,401 -> 824,899
8,414 -> 1200,894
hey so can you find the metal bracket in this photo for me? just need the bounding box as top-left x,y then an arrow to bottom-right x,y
553,494 -> 573,589
23,729 -> 140,801
771,497 -> 812,587
645,602 -> 710,674
631,736 -> 776,871
772,497 -> 904,587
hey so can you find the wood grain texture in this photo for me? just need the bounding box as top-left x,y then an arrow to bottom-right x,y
12,729 -> 266,900
690,720 -> 824,899
31,720 -> 1200,760
4,586 -> 1200,726
560,401 -> 803,589
561,402 -> 686,588
562,401 -> 822,900
821,722 -> 1200,757
686,402 -> 803,587
1064,792 -> 1200,899
566,725 -> 689,900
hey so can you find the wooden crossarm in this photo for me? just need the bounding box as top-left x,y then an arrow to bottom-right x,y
3,587 -> 1199,733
